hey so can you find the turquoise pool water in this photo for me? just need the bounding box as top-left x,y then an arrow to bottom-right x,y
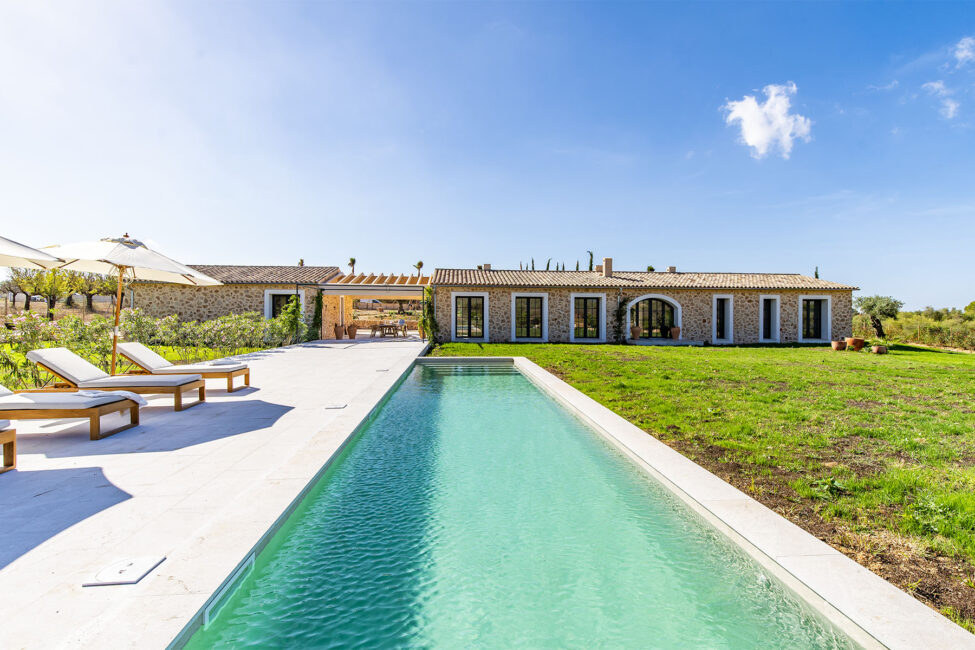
185,364 -> 855,648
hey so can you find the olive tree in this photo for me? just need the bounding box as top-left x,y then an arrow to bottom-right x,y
854,295 -> 903,338
9,268 -> 44,312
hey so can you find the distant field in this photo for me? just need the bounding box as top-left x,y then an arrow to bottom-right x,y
431,342 -> 975,631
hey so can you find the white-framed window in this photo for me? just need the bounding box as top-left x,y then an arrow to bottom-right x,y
264,289 -> 304,319
510,292 -> 548,342
758,294 -> 780,343
451,291 -> 489,342
569,292 -> 606,343
712,294 -> 734,344
798,295 -> 832,342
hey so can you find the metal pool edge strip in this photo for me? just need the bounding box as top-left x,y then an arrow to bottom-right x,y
500,355 -> 974,650
166,342 -> 431,648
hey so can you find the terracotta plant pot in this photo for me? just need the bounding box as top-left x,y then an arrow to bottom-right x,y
418,324 -> 425,340
670,326 -> 681,341
333,324 -> 346,339
630,325 -> 642,340
346,325 -> 358,339
845,337 -> 865,351
831,340 -> 847,351
872,345 -> 888,355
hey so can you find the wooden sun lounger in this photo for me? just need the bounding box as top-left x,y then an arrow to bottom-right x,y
30,362 -> 205,412
121,360 -> 249,393
1,399 -> 140,441
116,342 -> 250,393
0,428 -> 15,473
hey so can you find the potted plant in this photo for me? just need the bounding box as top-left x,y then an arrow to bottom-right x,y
346,323 -> 358,339
845,336 -> 865,351
670,326 -> 681,341
333,323 -> 345,339
630,324 -> 642,340
831,340 -> 847,351
418,323 -> 425,340
871,341 -> 888,354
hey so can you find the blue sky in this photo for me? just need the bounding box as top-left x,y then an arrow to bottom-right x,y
1,2 -> 973,309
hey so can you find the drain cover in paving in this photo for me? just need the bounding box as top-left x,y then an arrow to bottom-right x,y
324,403 -> 347,410
82,556 -> 165,587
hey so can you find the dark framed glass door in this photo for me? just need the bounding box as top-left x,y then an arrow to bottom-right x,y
631,299 -> 675,338
802,299 -> 823,339
455,296 -> 485,339
762,298 -> 775,340
515,297 -> 543,339
574,297 -> 601,339
715,298 -> 729,340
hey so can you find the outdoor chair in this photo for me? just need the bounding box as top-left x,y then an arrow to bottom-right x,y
25,348 -> 206,411
0,385 -> 142,441
117,342 -> 250,393
0,421 -> 15,473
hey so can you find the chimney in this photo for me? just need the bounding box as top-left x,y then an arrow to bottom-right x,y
482,263 -> 491,271
595,264 -> 603,273
602,257 -> 613,278
666,265 -> 677,273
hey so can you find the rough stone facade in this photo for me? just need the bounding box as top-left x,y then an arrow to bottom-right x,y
321,295 -> 355,339
132,283 -> 318,323
433,286 -> 853,345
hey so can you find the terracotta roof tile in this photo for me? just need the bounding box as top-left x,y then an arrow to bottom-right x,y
431,269 -> 857,291
184,265 -> 340,285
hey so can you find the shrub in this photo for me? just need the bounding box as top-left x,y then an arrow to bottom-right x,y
0,307 -> 305,388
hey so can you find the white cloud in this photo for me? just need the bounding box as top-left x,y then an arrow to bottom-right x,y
955,36 -> 975,67
941,98 -> 960,119
923,80 -> 960,119
723,82 -> 811,159
867,80 -> 899,91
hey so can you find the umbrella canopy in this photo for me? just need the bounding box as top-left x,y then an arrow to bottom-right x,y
41,235 -> 221,373
0,235 -> 62,269
42,235 -> 221,285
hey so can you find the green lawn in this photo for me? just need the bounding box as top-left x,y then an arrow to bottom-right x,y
431,342 -> 975,629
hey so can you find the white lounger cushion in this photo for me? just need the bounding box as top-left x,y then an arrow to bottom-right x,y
0,391 -> 135,411
116,342 -> 173,371
151,362 -> 247,374
25,347 -> 199,387
0,419 -> 9,429
118,342 -> 247,373
26,347 -> 108,385
78,374 -> 202,388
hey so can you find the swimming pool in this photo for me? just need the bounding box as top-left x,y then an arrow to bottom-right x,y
183,363 -> 855,648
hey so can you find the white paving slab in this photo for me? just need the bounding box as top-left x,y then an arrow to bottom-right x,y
0,338 -> 426,649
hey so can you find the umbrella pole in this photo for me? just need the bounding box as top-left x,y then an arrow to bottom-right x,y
110,266 -> 124,374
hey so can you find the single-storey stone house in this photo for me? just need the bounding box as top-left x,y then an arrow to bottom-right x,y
131,265 -> 340,322
431,259 -> 857,345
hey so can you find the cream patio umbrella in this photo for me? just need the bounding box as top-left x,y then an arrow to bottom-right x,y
0,235 -> 62,269
41,234 -> 221,373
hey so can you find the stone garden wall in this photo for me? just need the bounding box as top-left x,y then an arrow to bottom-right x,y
433,286 -> 853,344
131,283 -> 318,323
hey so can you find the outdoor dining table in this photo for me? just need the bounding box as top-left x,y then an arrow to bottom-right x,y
379,324 -> 402,337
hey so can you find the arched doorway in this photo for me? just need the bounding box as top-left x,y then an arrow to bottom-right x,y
627,295 -> 681,339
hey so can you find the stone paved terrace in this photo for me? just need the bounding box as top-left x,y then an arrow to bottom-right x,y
0,337 -> 427,648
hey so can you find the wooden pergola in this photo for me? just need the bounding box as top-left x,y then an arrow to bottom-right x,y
317,272 -> 431,338
320,272 -> 430,295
